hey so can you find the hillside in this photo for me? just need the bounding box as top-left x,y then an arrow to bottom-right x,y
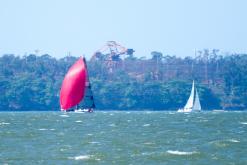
0,50 -> 247,111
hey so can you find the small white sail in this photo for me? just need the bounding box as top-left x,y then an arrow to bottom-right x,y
178,80 -> 202,112
193,89 -> 201,111
184,80 -> 195,110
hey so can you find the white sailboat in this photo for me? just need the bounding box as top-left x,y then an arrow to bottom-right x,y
178,81 -> 201,112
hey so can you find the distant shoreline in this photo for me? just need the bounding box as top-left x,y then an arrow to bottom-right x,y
1,54 -> 247,110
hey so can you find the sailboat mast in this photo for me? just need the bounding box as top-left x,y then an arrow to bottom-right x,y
193,81 -> 196,105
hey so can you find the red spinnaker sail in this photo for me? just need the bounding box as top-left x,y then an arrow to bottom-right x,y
60,57 -> 87,110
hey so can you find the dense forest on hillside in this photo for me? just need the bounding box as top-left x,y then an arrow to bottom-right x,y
0,49 -> 247,111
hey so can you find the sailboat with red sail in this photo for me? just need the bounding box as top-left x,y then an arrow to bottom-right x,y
60,57 -> 95,112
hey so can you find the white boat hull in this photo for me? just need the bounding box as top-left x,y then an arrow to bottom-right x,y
177,108 -> 192,113
75,109 -> 93,113
177,108 -> 201,113
61,108 -> 93,113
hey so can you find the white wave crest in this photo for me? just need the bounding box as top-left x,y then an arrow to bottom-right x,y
227,139 -> 240,143
70,155 -> 91,160
38,128 -> 55,131
143,124 -> 150,127
240,122 -> 247,125
60,115 -> 69,118
88,141 -> 100,144
109,124 -> 116,127
167,150 -> 198,155
144,142 -> 155,145
75,120 -> 82,123
0,122 -> 10,125
38,128 -> 48,131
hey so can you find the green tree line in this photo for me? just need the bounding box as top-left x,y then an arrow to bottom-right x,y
0,50 -> 246,111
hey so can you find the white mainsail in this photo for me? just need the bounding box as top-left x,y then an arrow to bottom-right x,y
184,80 -> 195,110
193,89 -> 201,111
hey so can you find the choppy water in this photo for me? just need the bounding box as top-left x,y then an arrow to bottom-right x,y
0,111 -> 247,165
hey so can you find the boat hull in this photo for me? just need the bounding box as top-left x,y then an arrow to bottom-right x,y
178,108 -> 192,112
177,108 -> 201,112
61,108 -> 93,113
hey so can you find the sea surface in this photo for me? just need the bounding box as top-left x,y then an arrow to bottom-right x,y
0,111 -> 247,165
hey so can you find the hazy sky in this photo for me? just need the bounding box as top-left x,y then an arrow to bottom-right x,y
0,0 -> 246,59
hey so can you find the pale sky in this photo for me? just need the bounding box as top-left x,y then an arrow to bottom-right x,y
0,0 -> 247,59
